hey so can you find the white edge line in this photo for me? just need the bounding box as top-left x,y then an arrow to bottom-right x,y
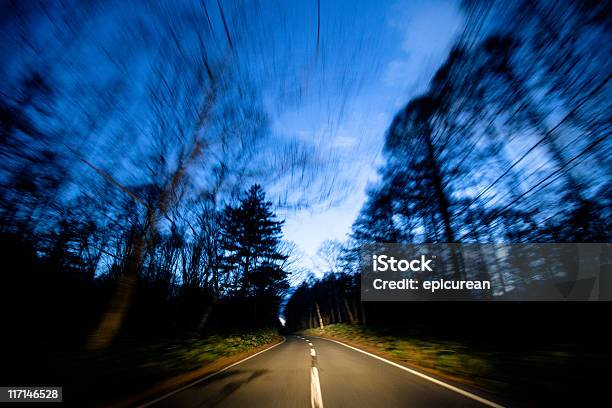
138,336 -> 287,407
309,336 -> 504,408
310,366 -> 324,408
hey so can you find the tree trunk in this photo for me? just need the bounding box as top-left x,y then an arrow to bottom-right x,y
359,301 -> 367,325
335,292 -> 343,323
328,294 -> 336,323
423,127 -> 463,280
199,294 -> 218,330
86,233 -> 144,351
343,297 -> 356,324
351,300 -> 360,324
199,303 -> 214,330
309,305 -> 314,329
315,301 -> 324,330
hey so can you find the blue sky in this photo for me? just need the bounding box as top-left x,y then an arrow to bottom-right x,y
1,0 -> 465,277
272,0 -> 464,274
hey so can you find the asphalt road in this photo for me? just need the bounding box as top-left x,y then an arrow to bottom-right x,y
145,335 -> 502,408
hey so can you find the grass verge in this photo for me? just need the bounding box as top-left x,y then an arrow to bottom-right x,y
19,328 -> 282,406
303,324 -> 601,406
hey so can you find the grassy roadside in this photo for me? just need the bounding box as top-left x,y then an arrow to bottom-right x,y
21,328 -> 282,406
303,324 -> 600,406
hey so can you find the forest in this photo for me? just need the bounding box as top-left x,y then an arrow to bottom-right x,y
284,0 -> 609,334
1,0 -> 311,351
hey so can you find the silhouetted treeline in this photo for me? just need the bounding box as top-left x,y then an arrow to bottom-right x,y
286,0 -> 610,331
0,0 -> 293,347
1,0 -> 352,351
2,182 -> 289,347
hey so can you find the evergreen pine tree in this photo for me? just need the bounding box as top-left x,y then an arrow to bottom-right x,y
221,184 -> 288,298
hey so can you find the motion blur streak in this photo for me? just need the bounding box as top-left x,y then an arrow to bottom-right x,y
0,0 -> 609,407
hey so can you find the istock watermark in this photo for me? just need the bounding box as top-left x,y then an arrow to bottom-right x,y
372,254 -> 434,272
360,243 -> 610,301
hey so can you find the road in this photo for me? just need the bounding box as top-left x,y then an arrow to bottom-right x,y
143,335 -> 502,408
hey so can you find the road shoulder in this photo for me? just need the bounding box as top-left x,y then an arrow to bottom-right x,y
108,336 -> 285,408
305,331 -> 508,408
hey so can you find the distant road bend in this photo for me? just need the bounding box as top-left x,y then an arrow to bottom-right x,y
141,335 -> 504,408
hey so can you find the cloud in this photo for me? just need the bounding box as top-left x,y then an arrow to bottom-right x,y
384,0 -> 463,90
333,135 -> 358,148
